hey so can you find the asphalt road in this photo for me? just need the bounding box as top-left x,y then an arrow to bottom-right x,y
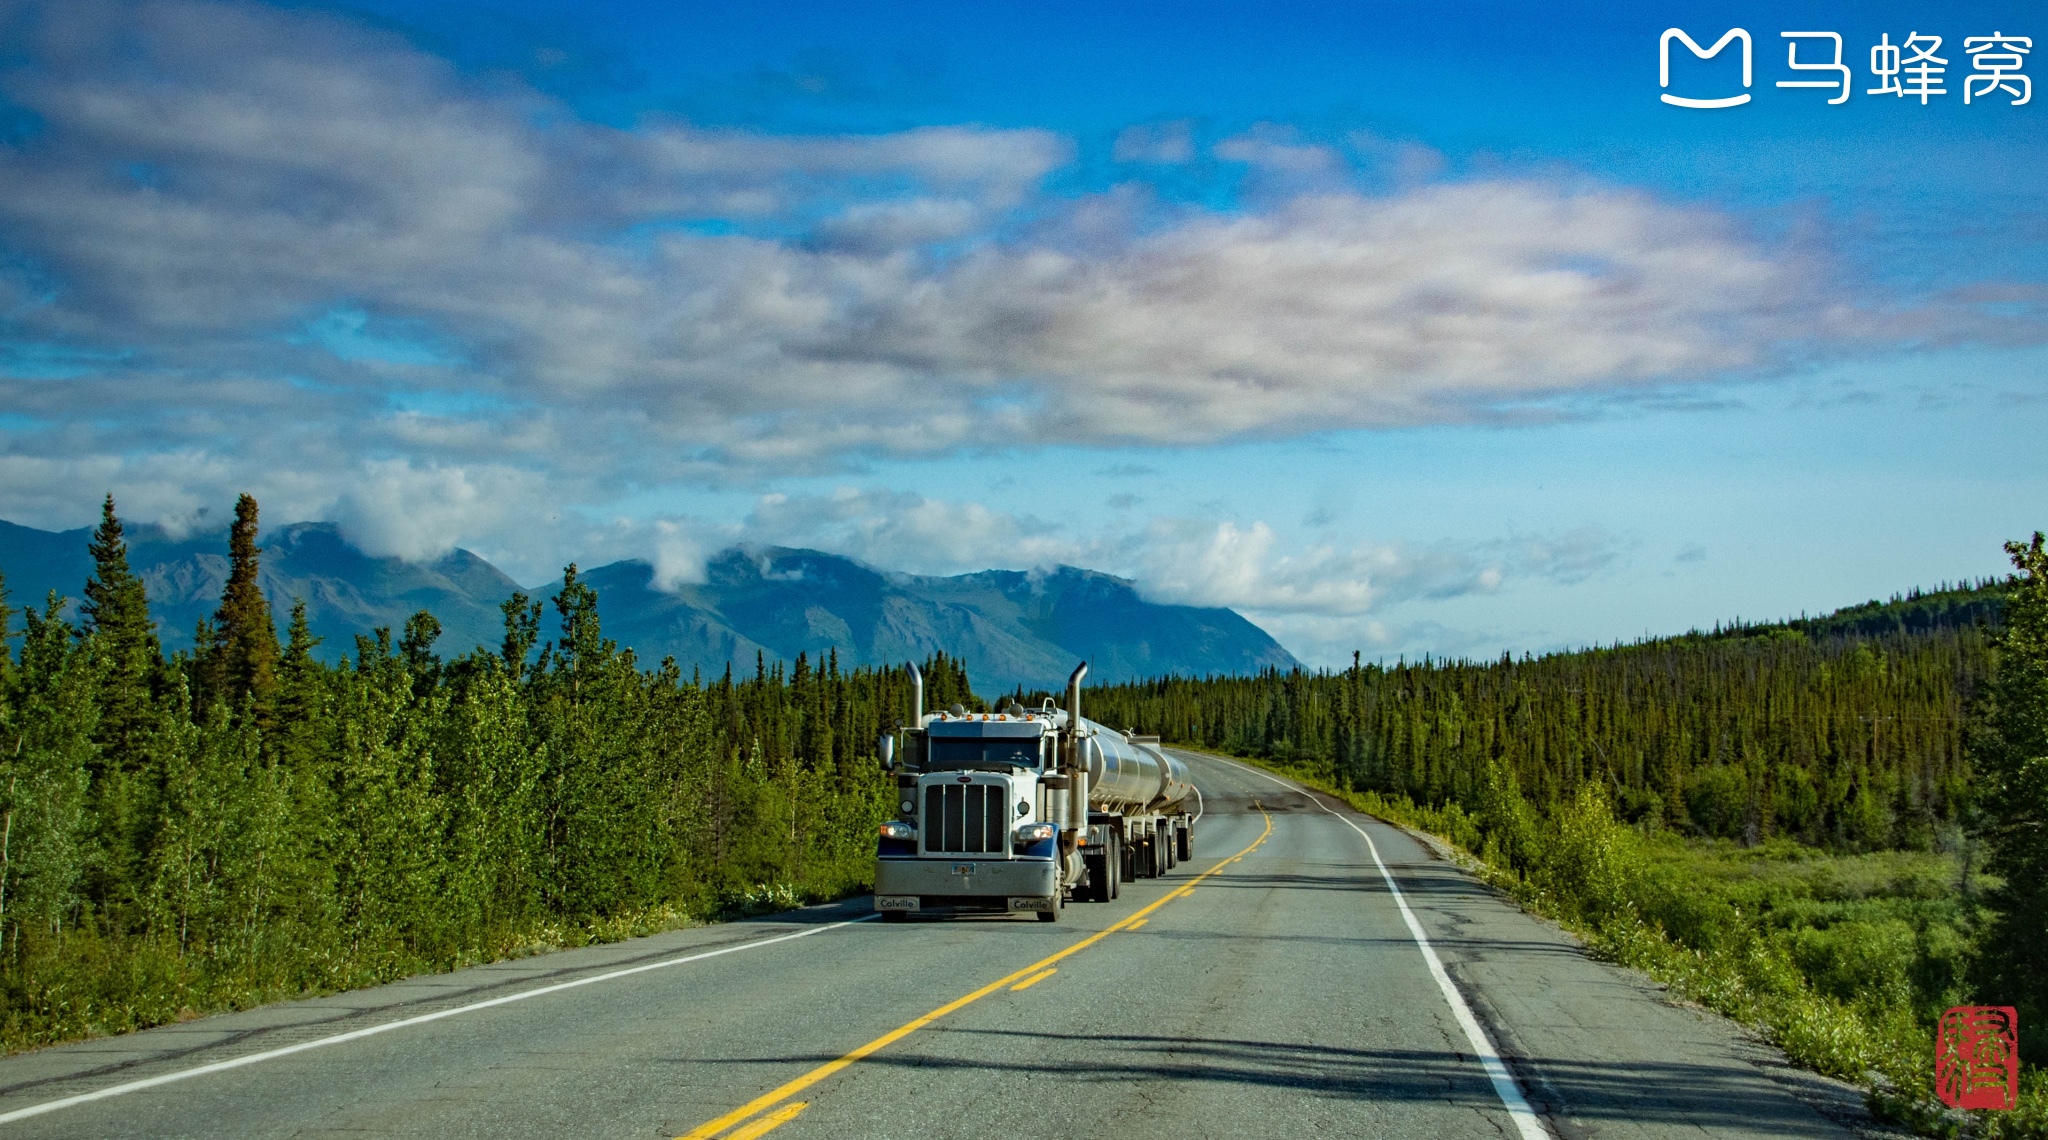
0,750 -> 1890,1139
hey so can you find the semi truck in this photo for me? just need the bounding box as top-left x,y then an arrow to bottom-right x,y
872,663 -> 1198,921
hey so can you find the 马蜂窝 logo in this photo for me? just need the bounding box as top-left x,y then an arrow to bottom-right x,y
1661,26 -> 2030,108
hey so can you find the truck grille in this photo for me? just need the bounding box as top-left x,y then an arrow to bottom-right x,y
925,782 -> 1009,855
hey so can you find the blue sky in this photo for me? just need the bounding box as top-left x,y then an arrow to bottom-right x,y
0,0 -> 2041,665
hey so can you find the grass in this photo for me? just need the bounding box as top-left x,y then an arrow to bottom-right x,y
1226,753 -> 2046,1139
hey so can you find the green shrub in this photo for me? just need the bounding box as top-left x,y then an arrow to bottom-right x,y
1685,766 -> 1750,839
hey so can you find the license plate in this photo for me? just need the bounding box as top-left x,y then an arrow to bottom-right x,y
952,863 -> 976,876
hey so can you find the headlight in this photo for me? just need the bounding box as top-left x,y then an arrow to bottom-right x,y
879,820 -> 916,840
1014,822 -> 1056,845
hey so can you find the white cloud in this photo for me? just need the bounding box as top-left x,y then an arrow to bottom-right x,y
0,0 -> 1973,572
1214,124 -> 1347,179
1128,518 -> 1564,615
1112,120 -> 1194,164
1133,520 -> 1379,614
332,460 -> 537,562
650,519 -> 712,591
879,184 -> 1858,444
744,488 -> 1081,576
724,489 -> 1619,632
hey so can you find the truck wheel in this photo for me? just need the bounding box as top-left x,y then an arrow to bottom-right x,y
1162,823 -> 1177,870
881,911 -> 909,923
1037,907 -> 1059,922
1178,824 -> 1192,862
1109,838 -> 1121,899
1082,852 -> 1106,902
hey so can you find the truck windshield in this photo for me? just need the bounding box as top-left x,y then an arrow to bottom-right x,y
929,739 -> 1041,768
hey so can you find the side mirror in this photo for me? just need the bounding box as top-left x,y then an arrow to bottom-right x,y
878,733 -> 896,771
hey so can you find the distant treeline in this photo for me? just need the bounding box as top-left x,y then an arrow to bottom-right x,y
1088,593 -> 2005,851
0,494 -> 972,1050
1708,579 -> 2009,642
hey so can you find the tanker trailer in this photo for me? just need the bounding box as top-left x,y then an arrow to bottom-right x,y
872,662 -> 1196,921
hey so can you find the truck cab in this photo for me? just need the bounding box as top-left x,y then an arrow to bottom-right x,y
873,708 -> 1065,920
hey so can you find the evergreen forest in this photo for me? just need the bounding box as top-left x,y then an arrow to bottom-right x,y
1084,588 -> 2002,851
0,494 -> 967,1049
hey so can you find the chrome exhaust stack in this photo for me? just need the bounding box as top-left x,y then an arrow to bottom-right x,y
1064,662 -> 1090,887
908,660 -> 924,727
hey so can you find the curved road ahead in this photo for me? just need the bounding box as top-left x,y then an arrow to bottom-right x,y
0,750 -> 1884,1139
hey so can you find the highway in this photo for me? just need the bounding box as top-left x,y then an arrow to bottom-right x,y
0,750 -> 1883,1139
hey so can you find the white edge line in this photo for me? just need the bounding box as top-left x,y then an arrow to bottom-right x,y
0,915 -> 877,1125
1191,784 -> 1205,825
1189,751 -> 1551,1140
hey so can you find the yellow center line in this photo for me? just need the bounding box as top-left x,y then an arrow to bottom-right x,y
1127,918 -> 1149,930
725,1101 -> 807,1140
676,804 -> 1273,1140
1009,968 -> 1058,991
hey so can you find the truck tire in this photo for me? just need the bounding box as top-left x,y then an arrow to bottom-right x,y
881,911 -> 909,923
1082,851 -> 1108,902
1109,836 -> 1122,899
1037,907 -> 1059,922
1161,822 -> 1177,870
1177,824 -> 1191,862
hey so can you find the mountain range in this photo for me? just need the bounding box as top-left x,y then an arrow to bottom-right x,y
0,519 -> 1300,692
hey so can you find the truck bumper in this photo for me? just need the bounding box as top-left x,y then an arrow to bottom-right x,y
874,857 -> 1059,913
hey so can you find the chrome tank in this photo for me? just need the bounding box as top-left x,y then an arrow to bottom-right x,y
1080,721 -> 1193,814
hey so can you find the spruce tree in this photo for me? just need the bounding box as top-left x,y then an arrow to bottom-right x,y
81,494 -> 160,765
498,591 -> 541,680
1972,532 -> 2048,1055
210,494 -> 280,713
274,599 -> 325,770
0,569 -> 12,690
399,611 -> 442,700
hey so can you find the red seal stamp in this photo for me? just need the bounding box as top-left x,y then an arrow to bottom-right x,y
1936,1006 -> 2019,1110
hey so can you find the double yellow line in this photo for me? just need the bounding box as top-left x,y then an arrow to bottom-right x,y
677,804 -> 1275,1139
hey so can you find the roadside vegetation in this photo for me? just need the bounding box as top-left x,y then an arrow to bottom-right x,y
1091,541 -> 2047,1138
4,491 -> 2043,1140
0,494 -> 940,1053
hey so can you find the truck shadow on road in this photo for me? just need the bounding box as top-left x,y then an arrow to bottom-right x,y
690,1028 -> 1847,1135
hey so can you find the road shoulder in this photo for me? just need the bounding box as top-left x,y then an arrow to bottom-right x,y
1181,749 -> 1904,1140
0,899 -> 873,1115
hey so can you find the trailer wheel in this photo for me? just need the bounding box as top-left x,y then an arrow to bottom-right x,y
1109,835 -> 1121,899
1177,824 -> 1192,862
1162,822 -> 1177,870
